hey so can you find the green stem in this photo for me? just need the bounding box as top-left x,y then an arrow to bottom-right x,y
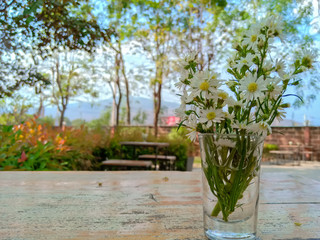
211,201 -> 221,217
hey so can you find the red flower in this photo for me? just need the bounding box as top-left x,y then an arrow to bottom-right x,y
18,151 -> 28,163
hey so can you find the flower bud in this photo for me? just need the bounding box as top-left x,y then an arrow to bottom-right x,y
280,103 -> 290,108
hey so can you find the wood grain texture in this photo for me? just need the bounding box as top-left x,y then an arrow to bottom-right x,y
0,166 -> 319,240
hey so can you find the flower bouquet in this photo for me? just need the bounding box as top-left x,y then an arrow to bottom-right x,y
176,15 -> 314,239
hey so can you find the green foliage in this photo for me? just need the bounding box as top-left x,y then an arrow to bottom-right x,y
71,119 -> 87,128
0,0 -> 113,99
263,143 -> 279,153
0,116 -> 190,171
0,94 -> 33,125
0,122 -> 66,171
36,116 -> 55,126
86,109 -> 111,129
132,109 -> 148,125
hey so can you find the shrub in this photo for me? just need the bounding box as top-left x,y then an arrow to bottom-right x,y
0,118 -> 68,170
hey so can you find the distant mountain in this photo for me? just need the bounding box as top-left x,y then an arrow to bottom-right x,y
40,95 -> 320,126
42,96 -> 180,124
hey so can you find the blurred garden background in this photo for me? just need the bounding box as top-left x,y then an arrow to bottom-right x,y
1,0 -> 319,171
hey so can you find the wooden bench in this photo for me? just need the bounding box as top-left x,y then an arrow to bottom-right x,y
101,159 -> 153,170
138,154 -> 176,170
269,150 -> 299,165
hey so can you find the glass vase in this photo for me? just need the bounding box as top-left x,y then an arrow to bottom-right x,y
199,133 -> 264,240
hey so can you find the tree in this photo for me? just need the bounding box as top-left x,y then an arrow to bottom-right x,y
95,0 -> 142,126
134,0 -> 177,137
0,94 -> 32,125
0,0 -> 113,99
48,51 -> 98,127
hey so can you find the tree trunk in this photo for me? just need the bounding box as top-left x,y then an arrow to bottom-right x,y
153,82 -> 162,137
119,41 -> 131,125
115,52 -> 122,126
59,106 -> 66,128
36,95 -> 44,117
153,56 -> 163,137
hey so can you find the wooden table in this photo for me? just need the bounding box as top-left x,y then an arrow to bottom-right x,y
1,166 -> 320,239
120,141 -> 174,170
120,141 -> 170,148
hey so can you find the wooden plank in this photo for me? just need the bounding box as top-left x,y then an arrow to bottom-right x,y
138,154 -> 176,161
120,141 -> 169,148
102,160 -> 153,168
0,167 -> 319,239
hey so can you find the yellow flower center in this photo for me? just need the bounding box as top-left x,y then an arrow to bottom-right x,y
275,64 -> 282,71
211,74 -> 217,80
200,81 -> 209,91
241,59 -> 248,64
206,112 -> 216,120
251,35 -> 257,42
247,82 -> 258,92
218,92 -> 228,100
259,123 -> 267,130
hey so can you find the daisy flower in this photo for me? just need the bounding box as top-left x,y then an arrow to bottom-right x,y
217,90 -> 237,107
233,53 -> 255,70
175,68 -> 190,89
199,108 -> 224,128
301,49 -> 316,69
239,74 -> 268,101
222,111 -> 235,120
180,89 -> 194,103
274,59 -> 286,78
189,70 -> 221,98
242,24 -> 263,50
247,121 -> 272,137
266,78 -> 283,99
185,115 -> 198,142
231,121 -> 248,130
179,51 -> 198,67
265,15 -> 284,40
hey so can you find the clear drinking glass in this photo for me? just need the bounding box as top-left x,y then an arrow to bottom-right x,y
199,133 -> 264,240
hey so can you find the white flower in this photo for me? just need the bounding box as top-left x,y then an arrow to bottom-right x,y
217,91 -> 237,107
222,111 -> 235,120
185,115 -> 198,142
179,51 -> 198,67
233,53 -> 255,70
274,59 -> 286,78
231,121 -> 248,130
262,15 -> 284,40
199,108 -> 224,128
227,50 -> 238,67
189,70 -> 221,98
267,78 -> 283,99
242,24 -> 263,50
181,89 -> 194,103
239,74 -> 268,101
175,69 -> 190,89
247,121 -> 272,137
215,138 -> 236,148
301,49 -> 316,69
262,60 -> 273,73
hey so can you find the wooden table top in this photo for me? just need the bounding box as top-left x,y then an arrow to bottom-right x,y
0,166 -> 319,240
120,141 -> 170,148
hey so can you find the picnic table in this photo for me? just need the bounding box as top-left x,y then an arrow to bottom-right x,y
118,141 -> 176,170
269,144 -> 317,164
0,167 -> 319,239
